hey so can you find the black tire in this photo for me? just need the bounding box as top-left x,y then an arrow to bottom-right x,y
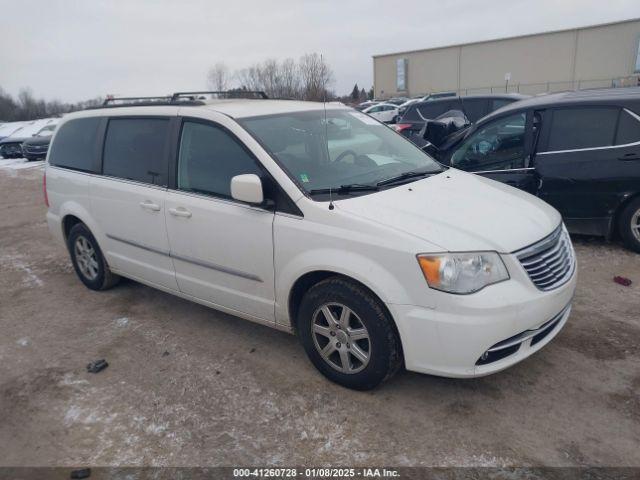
618,197 -> 640,253
297,277 -> 402,390
67,223 -> 120,290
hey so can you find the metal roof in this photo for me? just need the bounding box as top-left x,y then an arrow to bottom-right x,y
479,87 -> 640,123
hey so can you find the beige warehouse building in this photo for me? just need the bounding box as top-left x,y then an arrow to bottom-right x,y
373,18 -> 640,98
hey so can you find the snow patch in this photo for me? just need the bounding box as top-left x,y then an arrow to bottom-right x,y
1,254 -> 44,287
59,373 -> 90,387
440,453 -> 515,467
145,423 -> 168,435
115,317 -> 130,327
64,405 -> 83,425
63,404 -> 118,426
0,158 -> 45,171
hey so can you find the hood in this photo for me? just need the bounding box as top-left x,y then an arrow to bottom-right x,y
22,136 -> 51,147
336,169 -> 560,253
0,136 -> 29,145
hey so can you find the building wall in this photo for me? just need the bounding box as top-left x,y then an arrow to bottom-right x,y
374,45 -> 460,97
373,19 -> 640,98
574,21 -> 640,80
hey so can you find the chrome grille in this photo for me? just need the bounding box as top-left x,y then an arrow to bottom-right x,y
515,225 -> 575,291
24,145 -> 48,154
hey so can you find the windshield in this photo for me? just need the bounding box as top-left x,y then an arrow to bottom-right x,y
36,125 -> 56,137
240,109 -> 443,196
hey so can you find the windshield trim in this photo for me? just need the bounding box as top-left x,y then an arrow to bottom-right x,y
238,108 -> 445,202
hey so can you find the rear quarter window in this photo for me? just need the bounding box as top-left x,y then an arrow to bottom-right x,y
545,107 -> 619,152
401,104 -> 421,121
48,117 -> 102,172
490,99 -> 514,112
615,109 -> 640,145
417,99 -> 462,120
462,98 -> 488,122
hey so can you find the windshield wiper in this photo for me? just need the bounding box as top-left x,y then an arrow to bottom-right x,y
376,169 -> 437,187
309,183 -> 380,195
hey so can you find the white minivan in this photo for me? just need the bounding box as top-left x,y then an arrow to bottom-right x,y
45,93 -> 577,390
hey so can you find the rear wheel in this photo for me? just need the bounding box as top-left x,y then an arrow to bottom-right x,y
297,277 -> 402,390
618,197 -> 640,253
67,223 -> 120,290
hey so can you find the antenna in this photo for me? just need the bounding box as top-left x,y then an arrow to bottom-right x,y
321,54 -> 334,211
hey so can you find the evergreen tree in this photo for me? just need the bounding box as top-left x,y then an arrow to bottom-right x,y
351,83 -> 360,101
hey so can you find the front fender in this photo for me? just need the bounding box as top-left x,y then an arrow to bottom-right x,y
275,247 -> 424,326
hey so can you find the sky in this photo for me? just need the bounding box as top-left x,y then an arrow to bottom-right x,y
1,0 -> 639,103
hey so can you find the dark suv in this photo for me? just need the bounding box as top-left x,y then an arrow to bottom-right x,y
22,123 -> 57,161
427,87 -> 640,252
395,94 -> 528,145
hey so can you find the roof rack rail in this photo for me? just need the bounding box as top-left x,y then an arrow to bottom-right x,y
85,90 -> 269,111
170,90 -> 269,101
102,96 -> 172,106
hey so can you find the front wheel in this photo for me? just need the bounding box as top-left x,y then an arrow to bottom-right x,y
298,277 -> 402,390
619,197 -> 640,253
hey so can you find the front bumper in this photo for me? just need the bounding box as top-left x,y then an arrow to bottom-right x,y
22,144 -> 49,160
23,152 -> 47,161
388,253 -> 577,378
0,143 -> 24,158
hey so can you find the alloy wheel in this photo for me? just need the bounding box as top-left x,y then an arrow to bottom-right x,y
74,236 -> 99,281
311,303 -> 371,374
631,208 -> 640,242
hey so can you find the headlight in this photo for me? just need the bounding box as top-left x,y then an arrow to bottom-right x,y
417,252 -> 509,294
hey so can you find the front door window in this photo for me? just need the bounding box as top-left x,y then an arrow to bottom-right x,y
451,113 -> 526,172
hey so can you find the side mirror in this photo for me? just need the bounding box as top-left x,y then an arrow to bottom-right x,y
230,174 -> 264,204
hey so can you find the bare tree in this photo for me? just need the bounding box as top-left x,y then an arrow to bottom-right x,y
0,86 -> 18,121
279,58 -> 301,99
234,59 -> 300,99
235,65 -> 263,92
0,85 -> 105,121
210,53 -> 333,101
259,59 -> 280,97
299,53 -> 334,101
17,88 -> 47,120
207,62 -> 230,91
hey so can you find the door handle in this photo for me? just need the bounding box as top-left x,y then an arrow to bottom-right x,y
168,207 -> 192,218
139,200 -> 161,212
618,153 -> 639,161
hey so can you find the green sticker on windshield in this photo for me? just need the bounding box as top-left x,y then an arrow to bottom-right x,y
300,173 -> 310,183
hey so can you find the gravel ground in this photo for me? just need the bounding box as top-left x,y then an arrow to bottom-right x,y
0,165 -> 638,468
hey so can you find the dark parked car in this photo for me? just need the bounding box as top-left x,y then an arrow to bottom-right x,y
395,94 -> 528,145
386,97 -> 410,105
0,139 -> 25,158
21,124 -> 57,161
0,120 -> 58,159
425,87 -> 640,252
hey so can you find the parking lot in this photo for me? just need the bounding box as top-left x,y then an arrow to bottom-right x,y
0,164 -> 638,467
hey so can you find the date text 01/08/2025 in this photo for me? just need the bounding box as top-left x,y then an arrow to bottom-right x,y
232,468 -> 400,478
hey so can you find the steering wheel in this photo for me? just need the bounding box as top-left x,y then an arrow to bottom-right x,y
334,150 -> 358,163
476,140 -> 493,155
